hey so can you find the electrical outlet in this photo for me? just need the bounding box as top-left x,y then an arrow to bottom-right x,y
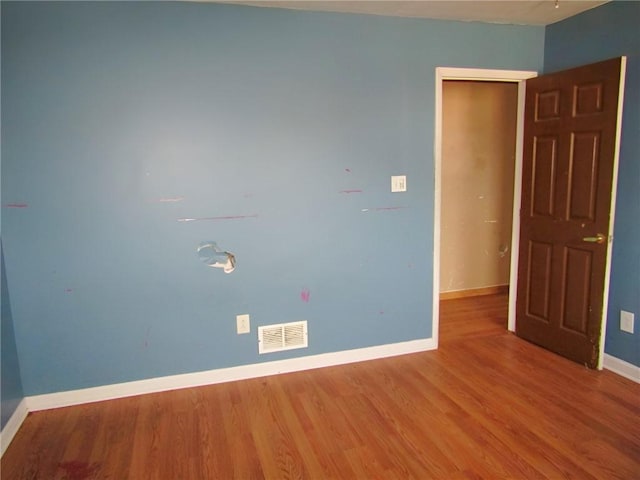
237,314 -> 250,334
620,310 -> 635,334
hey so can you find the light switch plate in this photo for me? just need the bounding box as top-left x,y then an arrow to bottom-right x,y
620,310 -> 635,334
237,314 -> 250,334
391,175 -> 407,192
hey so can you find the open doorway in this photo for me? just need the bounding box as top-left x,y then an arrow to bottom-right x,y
432,68 -> 537,346
440,80 -> 518,299
438,80 -> 518,343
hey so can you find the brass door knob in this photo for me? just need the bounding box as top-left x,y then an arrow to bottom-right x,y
582,233 -> 606,244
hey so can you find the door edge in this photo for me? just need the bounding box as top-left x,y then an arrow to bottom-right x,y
598,56 -> 627,369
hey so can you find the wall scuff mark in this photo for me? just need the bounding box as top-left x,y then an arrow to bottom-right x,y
4,203 -> 29,208
362,206 -> 408,212
144,326 -> 151,349
178,214 -> 258,222
151,196 -> 184,203
339,189 -> 363,194
197,242 -> 236,273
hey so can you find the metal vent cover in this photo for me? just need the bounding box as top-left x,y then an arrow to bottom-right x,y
258,320 -> 308,354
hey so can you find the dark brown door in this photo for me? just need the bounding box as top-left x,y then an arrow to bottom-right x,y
516,57 -> 625,368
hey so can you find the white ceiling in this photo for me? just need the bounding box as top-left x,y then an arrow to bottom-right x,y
217,1 -> 609,26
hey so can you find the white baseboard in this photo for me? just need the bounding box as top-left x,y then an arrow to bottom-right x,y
27,338 -> 435,412
603,353 -> 640,383
1,399 -> 29,457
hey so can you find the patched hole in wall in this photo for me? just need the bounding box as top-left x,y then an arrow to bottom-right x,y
197,241 -> 236,274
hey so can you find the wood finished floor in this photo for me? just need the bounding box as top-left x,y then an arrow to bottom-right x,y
2,294 -> 639,479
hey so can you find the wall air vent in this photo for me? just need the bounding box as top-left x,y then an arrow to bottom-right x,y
258,320 -> 308,354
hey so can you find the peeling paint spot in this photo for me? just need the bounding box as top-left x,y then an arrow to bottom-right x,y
178,214 -> 258,222
339,189 -> 363,194
57,461 -> 100,480
361,209 -> 370,212
4,203 -> 28,208
300,288 -> 311,303
478,195 -> 485,200
498,244 -> 509,258
484,220 -> 498,223
197,242 -> 236,273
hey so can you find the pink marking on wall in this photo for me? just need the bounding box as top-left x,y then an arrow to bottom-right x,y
4,203 -> 28,208
339,189 -> 363,194
177,214 -> 258,222
300,288 -> 311,303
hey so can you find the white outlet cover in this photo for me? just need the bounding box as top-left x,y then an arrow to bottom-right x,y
391,175 -> 407,192
620,310 -> 635,334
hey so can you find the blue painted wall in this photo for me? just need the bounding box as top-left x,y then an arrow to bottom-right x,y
545,1 -> 640,367
1,244 -> 25,429
1,1 -> 544,395
1,0 -> 26,429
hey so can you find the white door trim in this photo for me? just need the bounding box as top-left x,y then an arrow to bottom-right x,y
433,67 -> 538,348
600,56 -> 627,369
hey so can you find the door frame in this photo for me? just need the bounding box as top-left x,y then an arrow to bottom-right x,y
432,67 -> 537,348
